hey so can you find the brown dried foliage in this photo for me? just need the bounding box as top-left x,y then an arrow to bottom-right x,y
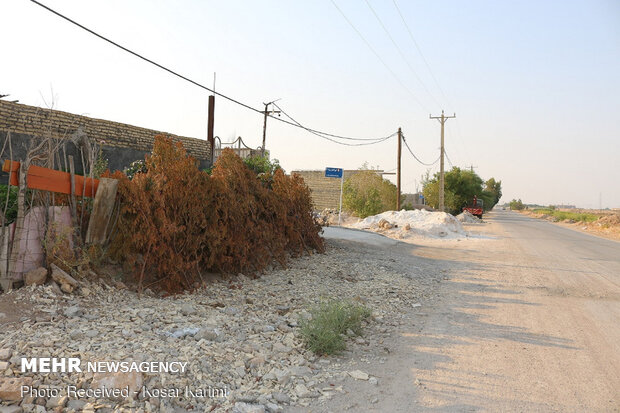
109,135 -> 323,292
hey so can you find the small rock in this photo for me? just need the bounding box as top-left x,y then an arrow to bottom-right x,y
272,392 -> 290,404
378,218 -> 393,229
274,369 -> 290,384
288,366 -> 312,377
0,377 -> 33,401
24,267 -> 47,286
232,402 -> 265,413
168,327 -> 199,339
295,384 -> 319,399
404,223 -> 411,231
272,343 -> 292,354
66,400 -> 86,410
0,405 -> 22,413
248,356 -> 265,368
265,402 -> 283,413
348,370 -> 369,381
195,328 -> 218,341
50,264 -> 78,288
46,395 -> 67,408
0,362 -> 9,371
224,307 -> 239,315
60,283 -> 74,294
90,371 -> 142,400
369,377 -> 379,386
0,349 -> 11,361
180,304 -> 196,316
64,305 -> 83,318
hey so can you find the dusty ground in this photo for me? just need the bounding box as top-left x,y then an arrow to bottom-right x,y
1,211 -> 618,412
0,230 -> 443,413
521,209 -> 620,242
305,210 -> 620,412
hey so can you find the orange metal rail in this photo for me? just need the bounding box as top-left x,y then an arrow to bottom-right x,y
2,160 -> 99,197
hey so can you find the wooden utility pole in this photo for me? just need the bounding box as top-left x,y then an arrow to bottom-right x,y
207,95 -> 215,164
261,100 -> 281,156
430,110 -> 456,212
397,127 -> 402,210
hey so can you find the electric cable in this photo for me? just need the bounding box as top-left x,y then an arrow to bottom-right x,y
392,0 -> 453,111
364,0 -> 441,110
272,103 -> 392,142
401,133 -> 439,166
330,0 -> 429,112
275,103 -> 396,146
29,0 -> 396,145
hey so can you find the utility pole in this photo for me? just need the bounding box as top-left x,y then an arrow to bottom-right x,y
207,73 -> 216,164
430,110 -> 456,212
207,95 -> 215,164
261,100 -> 281,156
397,127 -> 402,210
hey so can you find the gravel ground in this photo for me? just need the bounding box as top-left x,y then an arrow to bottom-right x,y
0,236 -> 444,413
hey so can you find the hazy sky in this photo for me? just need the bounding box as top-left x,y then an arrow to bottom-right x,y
2,0 -> 619,208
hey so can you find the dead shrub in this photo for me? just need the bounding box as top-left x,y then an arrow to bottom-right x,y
109,136 -> 323,293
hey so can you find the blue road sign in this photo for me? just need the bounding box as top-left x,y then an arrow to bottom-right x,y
325,167 -> 343,178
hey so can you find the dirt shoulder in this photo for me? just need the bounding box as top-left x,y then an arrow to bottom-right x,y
314,210 -> 620,412
519,209 -> 620,242
0,234 -> 445,413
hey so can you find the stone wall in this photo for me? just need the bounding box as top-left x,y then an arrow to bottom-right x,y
0,100 -> 212,172
292,170 -> 383,211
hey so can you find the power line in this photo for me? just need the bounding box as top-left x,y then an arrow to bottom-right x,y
401,133 -> 439,166
330,0 -> 429,112
272,103 -> 391,142
392,0 -> 473,168
364,0 -> 441,110
275,103 -> 396,146
392,0 -> 453,111
444,148 -> 454,168
29,0 -> 392,145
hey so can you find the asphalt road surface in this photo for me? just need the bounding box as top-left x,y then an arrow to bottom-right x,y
319,210 -> 620,412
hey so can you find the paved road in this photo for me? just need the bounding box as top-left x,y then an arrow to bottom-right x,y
408,210 -> 620,412
320,210 -> 620,412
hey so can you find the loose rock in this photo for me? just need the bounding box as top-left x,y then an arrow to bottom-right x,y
24,267 -> 47,286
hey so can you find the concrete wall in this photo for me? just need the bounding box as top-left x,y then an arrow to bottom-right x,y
0,100 -> 212,172
291,170 -> 383,211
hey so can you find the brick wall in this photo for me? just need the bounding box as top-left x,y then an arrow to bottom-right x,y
292,170 -> 383,211
0,100 -> 211,170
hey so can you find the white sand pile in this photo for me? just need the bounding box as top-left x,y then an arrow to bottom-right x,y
457,210 -> 482,223
353,209 -> 467,239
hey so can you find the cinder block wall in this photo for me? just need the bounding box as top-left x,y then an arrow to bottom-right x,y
292,170 -> 383,211
0,100 -> 211,171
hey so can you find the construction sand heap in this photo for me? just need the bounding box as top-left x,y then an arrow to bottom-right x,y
457,210 -> 482,223
353,209 -> 467,239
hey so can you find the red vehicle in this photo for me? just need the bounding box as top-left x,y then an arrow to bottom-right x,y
463,195 -> 484,218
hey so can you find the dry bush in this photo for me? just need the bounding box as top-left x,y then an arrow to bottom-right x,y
109,136 -> 323,293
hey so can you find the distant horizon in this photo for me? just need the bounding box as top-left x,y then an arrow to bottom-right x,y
1,0 -> 618,209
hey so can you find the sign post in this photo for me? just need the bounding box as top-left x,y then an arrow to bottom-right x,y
325,167 -> 344,225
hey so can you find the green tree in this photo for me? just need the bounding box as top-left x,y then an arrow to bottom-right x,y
509,199 -> 525,210
422,168 -> 502,214
483,178 -> 502,209
343,168 -> 397,218
243,154 -> 281,175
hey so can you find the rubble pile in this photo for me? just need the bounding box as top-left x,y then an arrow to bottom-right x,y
0,239 -> 440,412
